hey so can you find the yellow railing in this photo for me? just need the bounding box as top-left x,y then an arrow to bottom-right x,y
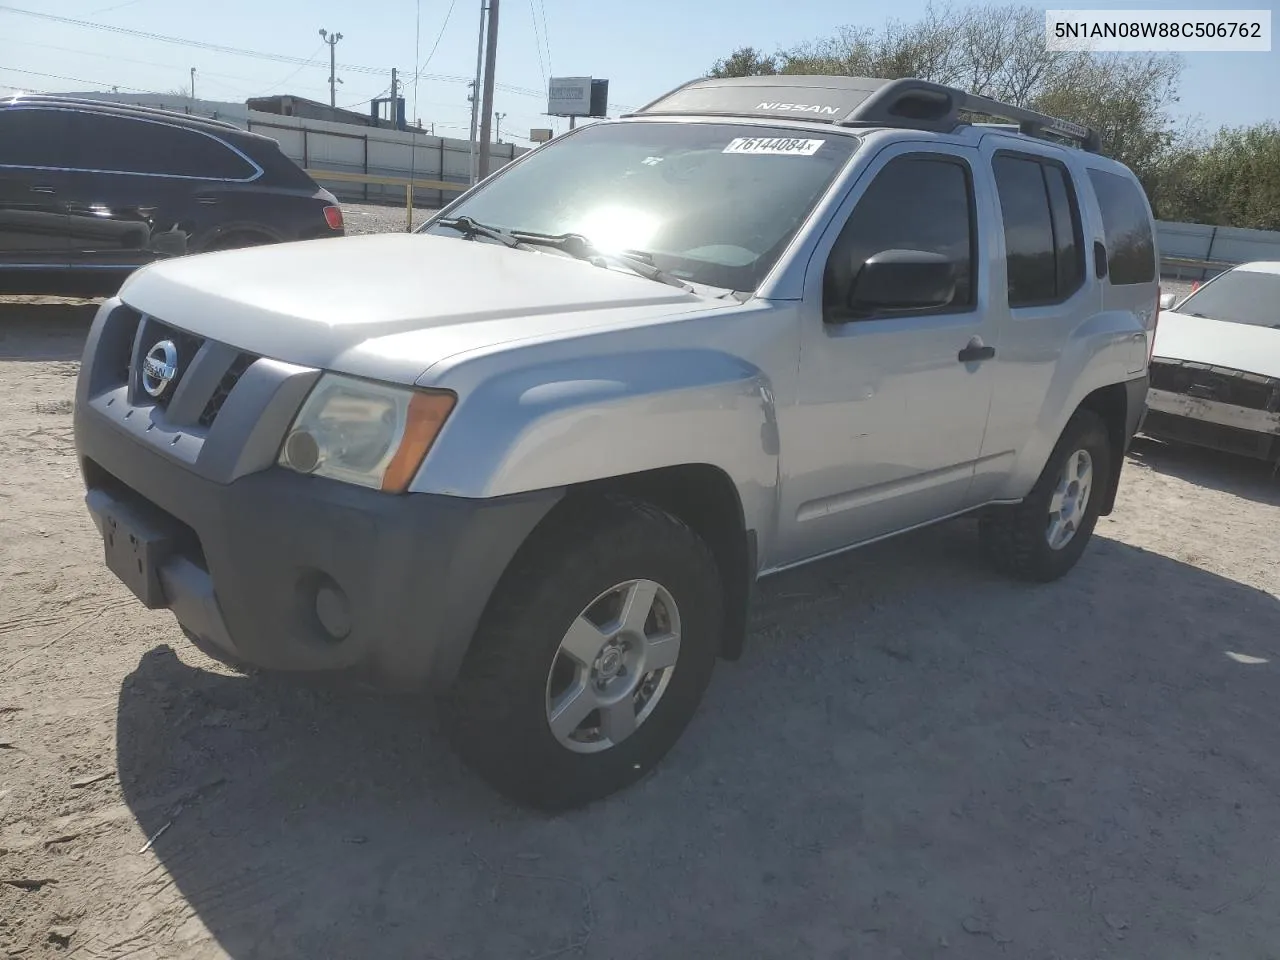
303,168 -> 468,231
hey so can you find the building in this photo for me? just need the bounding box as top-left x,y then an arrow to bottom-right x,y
246,94 -> 404,131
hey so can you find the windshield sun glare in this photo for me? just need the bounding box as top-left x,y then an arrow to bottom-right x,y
423,121 -> 860,291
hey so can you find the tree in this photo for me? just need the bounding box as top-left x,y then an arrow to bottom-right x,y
706,3 -> 1184,191
1156,124 -> 1280,230
708,47 -> 778,78
1031,53 -> 1182,196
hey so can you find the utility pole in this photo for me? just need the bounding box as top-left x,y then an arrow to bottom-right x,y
494,111 -> 505,143
477,0 -> 499,179
189,67 -> 196,99
319,28 -> 343,108
389,67 -> 398,127
468,0 -> 486,184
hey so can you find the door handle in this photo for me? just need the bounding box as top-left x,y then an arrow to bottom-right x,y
29,184 -> 56,194
1093,240 -> 1108,279
958,342 -> 996,363
195,195 -> 219,205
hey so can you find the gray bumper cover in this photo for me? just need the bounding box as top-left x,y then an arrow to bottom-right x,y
73,302 -> 561,691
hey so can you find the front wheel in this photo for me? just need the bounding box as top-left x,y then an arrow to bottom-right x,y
441,495 -> 724,811
979,408 -> 1112,583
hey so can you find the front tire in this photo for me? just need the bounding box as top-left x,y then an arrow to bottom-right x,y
979,408 -> 1112,583
442,495 -> 724,811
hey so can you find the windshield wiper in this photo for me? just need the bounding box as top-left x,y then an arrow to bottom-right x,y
436,220 -> 700,292
436,215 -> 527,249
506,230 -> 694,291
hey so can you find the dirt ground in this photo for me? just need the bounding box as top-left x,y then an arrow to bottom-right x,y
4,281 -> 1280,960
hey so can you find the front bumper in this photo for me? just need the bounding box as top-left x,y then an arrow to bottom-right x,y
1143,388 -> 1280,461
74,299 -> 561,690
1146,388 -> 1280,437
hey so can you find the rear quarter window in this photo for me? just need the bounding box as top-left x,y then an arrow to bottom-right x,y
0,108 -> 76,167
1087,168 -> 1155,285
70,112 -> 257,180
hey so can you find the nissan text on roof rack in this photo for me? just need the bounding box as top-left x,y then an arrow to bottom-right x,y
73,75 -> 1158,809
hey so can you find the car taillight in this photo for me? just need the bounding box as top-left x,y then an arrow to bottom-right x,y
323,205 -> 344,231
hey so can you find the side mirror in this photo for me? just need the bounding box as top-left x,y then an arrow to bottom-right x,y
845,249 -> 957,317
1159,293 -> 1177,310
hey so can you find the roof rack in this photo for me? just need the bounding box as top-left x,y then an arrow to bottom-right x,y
625,75 -> 1101,153
1,93 -> 244,132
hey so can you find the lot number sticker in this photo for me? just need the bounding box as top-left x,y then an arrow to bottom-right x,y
723,137 -> 825,156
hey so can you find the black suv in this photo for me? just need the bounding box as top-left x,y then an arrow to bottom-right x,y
0,95 -> 344,294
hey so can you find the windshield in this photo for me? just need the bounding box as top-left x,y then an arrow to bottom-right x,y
420,121 -> 860,291
1174,269 -> 1280,329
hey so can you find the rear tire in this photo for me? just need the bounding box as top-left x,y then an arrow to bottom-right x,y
442,494 -> 723,811
979,408 -> 1111,583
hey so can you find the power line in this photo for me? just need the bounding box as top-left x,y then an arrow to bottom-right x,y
0,4 -> 633,110
538,0 -> 552,76
411,0 -> 458,81
0,4 -> 529,91
4,40 -> 269,95
0,65 -> 155,93
88,0 -> 146,15
528,0 -> 546,90
341,84 -> 387,110
0,6 -> 382,74
259,40 -> 325,95
408,0 -> 422,228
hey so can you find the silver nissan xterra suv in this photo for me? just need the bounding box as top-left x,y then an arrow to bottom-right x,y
74,76 -> 1158,810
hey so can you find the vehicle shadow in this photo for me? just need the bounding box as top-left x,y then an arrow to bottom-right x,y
115,520 -> 1280,959
0,303 -> 97,362
1129,435 -> 1280,507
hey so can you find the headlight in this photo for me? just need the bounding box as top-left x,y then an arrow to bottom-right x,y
278,373 -> 456,492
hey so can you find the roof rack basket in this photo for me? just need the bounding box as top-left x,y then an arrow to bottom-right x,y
626,75 -> 1101,153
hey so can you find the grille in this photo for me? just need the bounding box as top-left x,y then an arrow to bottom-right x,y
199,353 -> 255,427
132,315 -> 259,429
137,319 -> 204,411
1149,361 -> 1279,412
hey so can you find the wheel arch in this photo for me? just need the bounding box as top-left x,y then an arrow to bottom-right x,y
1077,379 -> 1141,517
514,464 -> 757,662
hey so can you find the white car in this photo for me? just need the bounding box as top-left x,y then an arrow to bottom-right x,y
1145,261 -> 1280,461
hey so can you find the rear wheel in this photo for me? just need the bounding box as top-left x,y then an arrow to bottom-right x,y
442,495 -> 723,810
979,408 -> 1111,582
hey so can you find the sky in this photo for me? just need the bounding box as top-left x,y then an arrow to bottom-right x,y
0,0 -> 1276,146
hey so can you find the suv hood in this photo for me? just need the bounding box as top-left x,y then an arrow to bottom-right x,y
1153,309 -> 1280,379
118,233 -> 710,383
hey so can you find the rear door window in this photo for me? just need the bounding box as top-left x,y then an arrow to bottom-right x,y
993,156 -> 1055,306
992,153 -> 1085,307
1044,165 -> 1085,297
0,108 -> 76,168
68,112 -> 257,180
1087,168 -> 1155,285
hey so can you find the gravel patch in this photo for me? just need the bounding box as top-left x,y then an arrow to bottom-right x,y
1,296 -> 1279,958
341,201 -> 435,236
